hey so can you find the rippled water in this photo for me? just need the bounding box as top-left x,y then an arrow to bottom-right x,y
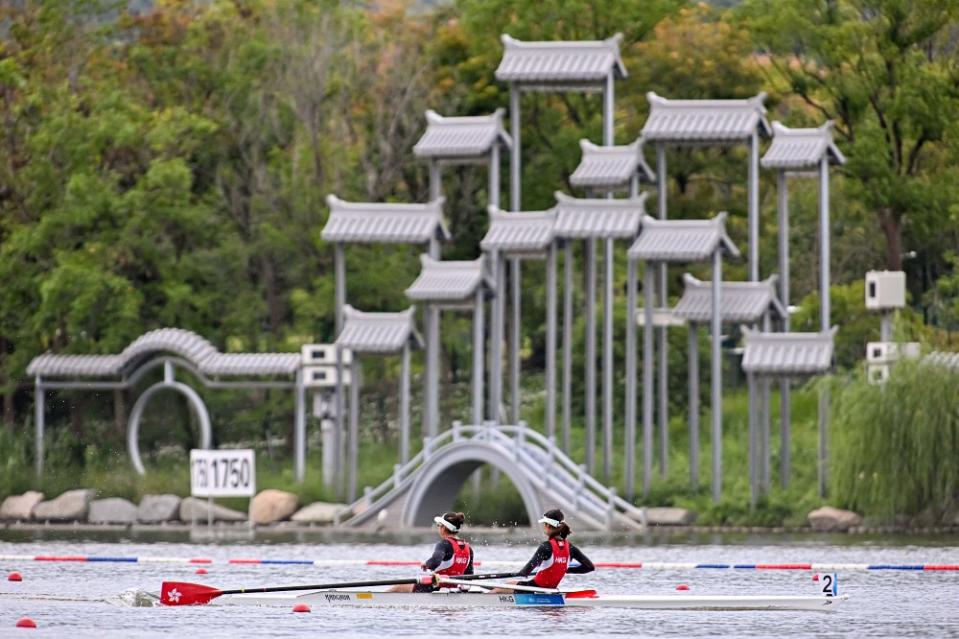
1,532 -> 958,638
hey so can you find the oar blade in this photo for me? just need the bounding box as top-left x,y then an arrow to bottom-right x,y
161,581 -> 223,606
564,589 -> 598,599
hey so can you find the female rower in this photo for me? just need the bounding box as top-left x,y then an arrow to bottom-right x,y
491,508 -> 593,592
389,511 -> 473,592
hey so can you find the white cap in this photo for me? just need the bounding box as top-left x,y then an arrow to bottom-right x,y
537,515 -> 562,527
434,515 -> 459,532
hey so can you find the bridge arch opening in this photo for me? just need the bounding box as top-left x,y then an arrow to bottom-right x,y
402,444 -> 543,528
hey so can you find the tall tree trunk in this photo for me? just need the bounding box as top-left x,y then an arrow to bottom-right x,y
879,209 -> 903,271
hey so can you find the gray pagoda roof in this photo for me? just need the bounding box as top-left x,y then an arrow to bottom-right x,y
322,195 -> 451,244
552,191 -> 646,239
405,255 -> 494,302
628,213 -> 740,262
27,328 -> 300,379
741,327 -> 837,376
335,305 -> 423,354
761,121 -> 846,172
495,34 -> 626,90
413,109 -> 512,161
480,207 -> 556,255
570,139 -> 656,190
642,92 -> 771,144
673,274 -> 787,324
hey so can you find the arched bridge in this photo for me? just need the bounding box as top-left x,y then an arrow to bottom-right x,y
335,423 -> 648,531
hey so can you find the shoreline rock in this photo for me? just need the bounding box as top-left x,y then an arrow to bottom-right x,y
808,506 -> 863,532
249,489 -> 298,525
291,501 -> 348,525
89,498 -> 138,524
33,489 -> 96,522
137,494 -> 182,523
0,491 -> 45,521
179,497 -> 246,522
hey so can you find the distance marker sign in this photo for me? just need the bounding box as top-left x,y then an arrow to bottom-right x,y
190,449 -> 256,498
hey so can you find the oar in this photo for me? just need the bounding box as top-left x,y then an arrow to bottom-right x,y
160,577 -> 434,606
440,578 -> 597,598
453,572 -> 520,581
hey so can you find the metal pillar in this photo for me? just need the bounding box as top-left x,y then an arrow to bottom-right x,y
510,258 -> 521,424
546,243 -> 557,441
584,239 -> 597,473
602,238 -> 614,480
34,379 -> 44,477
429,159 -> 441,202
348,358 -> 360,502
655,144 -> 669,479
880,313 -> 893,342
400,343 -> 410,463
818,155 -> 831,498
642,261 -> 655,497
761,313 -> 772,494
603,72 -> 614,146
472,287 -> 485,425
747,371 -> 757,508
489,139 -> 500,209
688,323 -> 699,489
334,243 -> 346,335
425,304 -> 440,438
710,249 -> 723,503
334,346 -> 345,499
490,252 -> 505,423
562,242 -> 573,452
510,85 -> 520,211
777,170 -> 791,487
294,370 -> 306,483
624,258 -> 637,499
748,131 -> 760,282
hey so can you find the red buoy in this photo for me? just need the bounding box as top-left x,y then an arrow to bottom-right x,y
292,603 -> 311,613
195,568 -> 208,575
15,617 -> 37,628
8,571 -> 23,582
675,584 -> 690,591
812,574 -> 820,582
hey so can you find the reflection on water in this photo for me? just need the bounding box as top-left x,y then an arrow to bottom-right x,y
0,533 -> 958,638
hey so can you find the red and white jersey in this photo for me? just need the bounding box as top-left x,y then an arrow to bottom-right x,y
435,538 -> 471,576
532,538 -> 570,588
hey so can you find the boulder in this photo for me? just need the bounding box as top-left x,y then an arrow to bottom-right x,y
88,498 -> 138,524
291,501 -> 348,525
249,489 -> 298,525
808,506 -> 863,532
645,507 -> 697,526
33,489 -> 95,522
0,491 -> 45,521
137,494 -> 182,523
179,497 -> 247,522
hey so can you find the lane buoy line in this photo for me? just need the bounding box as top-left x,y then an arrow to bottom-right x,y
1,555 -> 958,571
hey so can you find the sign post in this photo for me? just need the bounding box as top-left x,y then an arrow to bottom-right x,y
190,449 -> 256,527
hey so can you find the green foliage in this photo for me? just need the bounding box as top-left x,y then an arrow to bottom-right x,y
831,360 -> 959,522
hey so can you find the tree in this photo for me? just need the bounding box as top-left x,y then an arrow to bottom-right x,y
738,0 -> 959,273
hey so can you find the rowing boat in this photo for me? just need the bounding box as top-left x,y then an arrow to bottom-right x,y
209,590 -> 848,611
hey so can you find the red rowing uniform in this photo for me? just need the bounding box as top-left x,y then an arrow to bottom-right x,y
435,538 -> 471,576
532,538 -> 570,588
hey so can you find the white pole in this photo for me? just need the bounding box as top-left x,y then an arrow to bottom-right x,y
489,141 -> 500,209
510,258 -> 521,424
643,261 -> 655,497
602,238 -> 614,480
819,155 -> 831,497
400,342 -> 410,463
427,305 -> 440,438
429,159 -> 441,202
510,85 -> 520,211
490,252 -> 504,423
294,369 -> 306,483
711,249 -> 723,503
584,239 -> 597,473
546,243 -> 557,441
348,359 -> 360,502
656,144 -> 669,479
334,346 -> 345,500
34,379 -> 44,478
749,131 -> 760,282
334,243 -> 346,335
777,170 -> 791,487
688,323 -> 699,489
603,72 -> 614,146
625,257 -> 637,499
562,242 -> 573,452
472,288 -> 484,425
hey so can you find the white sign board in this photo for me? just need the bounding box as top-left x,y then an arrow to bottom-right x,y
190,449 -> 256,498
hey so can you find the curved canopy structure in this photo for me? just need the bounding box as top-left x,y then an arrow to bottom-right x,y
27,328 -> 300,379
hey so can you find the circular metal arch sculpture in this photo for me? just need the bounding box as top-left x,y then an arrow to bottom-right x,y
127,380 -> 212,476
401,441 -> 542,528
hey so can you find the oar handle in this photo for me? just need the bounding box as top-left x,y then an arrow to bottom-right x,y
220,577 -> 427,596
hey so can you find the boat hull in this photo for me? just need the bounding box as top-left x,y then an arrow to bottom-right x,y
213,590 -> 847,611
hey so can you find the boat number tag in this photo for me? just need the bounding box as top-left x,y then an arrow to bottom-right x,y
814,573 -> 838,597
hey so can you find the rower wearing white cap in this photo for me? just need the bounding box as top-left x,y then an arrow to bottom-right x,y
388,511 -> 473,592
491,508 -> 594,592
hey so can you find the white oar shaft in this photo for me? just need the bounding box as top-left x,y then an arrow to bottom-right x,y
439,578 -> 558,594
